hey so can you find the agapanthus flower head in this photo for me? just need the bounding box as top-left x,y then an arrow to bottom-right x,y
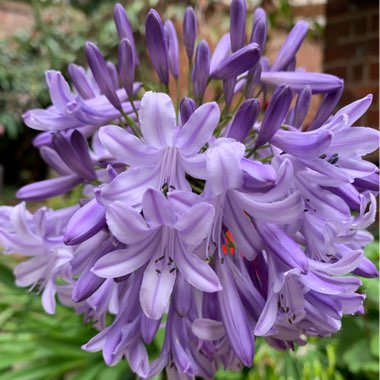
1,1 -> 379,379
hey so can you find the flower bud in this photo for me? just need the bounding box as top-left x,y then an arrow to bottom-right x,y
85,42 -> 122,110
271,21 -> 309,72
293,85 -> 311,129
114,3 -> 139,64
183,7 -> 197,61
192,40 -> 210,101
228,98 -> 259,142
250,8 -> 267,51
180,97 -> 197,125
309,84 -> 344,130
230,0 -> 246,52
145,9 -> 169,85
68,64 -> 96,100
256,85 -> 292,147
210,43 -> 260,80
118,38 -> 135,98
164,20 -> 179,78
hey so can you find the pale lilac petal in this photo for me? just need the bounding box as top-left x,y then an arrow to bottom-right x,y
42,280 -> 57,314
106,201 -> 152,244
206,139 -> 245,196
309,250 -> 363,275
97,166 -> 159,207
210,33 -> 231,74
99,125 -> 162,166
139,91 -> 176,149
179,152 -> 207,179
14,256 -> 46,287
255,293 -> 278,335
176,241 -> 221,292
335,94 -> 372,126
16,175 -> 82,201
302,271 -> 361,294
235,191 -> 304,225
328,127 -> 380,156
45,70 -> 74,112
176,102 -> 220,155
140,259 -> 176,319
174,202 -> 214,248
192,319 -> 225,340
142,188 -> 175,227
271,129 -> 333,159
256,222 -> 309,274
92,236 -> 158,278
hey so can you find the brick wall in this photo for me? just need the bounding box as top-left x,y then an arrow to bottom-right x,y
324,0 -> 379,131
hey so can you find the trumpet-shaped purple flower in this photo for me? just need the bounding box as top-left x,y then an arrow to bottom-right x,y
1,2 -> 379,379
93,188 -> 221,320
96,91 -> 220,206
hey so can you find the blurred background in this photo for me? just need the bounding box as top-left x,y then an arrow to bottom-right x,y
0,0 -> 378,379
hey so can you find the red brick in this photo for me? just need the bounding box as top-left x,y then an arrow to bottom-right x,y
351,64 -> 363,82
352,17 -> 367,35
371,12 -> 379,33
369,62 -> 379,81
327,66 -> 348,79
325,20 -> 350,42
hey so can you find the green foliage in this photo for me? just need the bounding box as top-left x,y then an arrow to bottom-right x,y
0,257 -> 134,380
0,241 -> 378,379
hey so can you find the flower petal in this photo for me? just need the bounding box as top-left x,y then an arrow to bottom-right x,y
142,188 -> 175,227
140,258 -> 176,320
176,240 -> 221,292
176,102 -> 220,155
175,202 -> 214,248
99,125 -> 162,166
106,201 -> 152,244
139,91 -> 176,149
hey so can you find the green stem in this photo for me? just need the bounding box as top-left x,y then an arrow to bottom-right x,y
120,110 -> 141,138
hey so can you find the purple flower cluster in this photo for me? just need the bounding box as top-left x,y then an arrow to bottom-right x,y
0,1 -> 379,378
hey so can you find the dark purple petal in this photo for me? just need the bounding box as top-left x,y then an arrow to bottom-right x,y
179,97 -> 197,125
85,42 -> 122,110
164,20 -> 179,78
176,101 -> 220,155
210,43 -> 260,80
210,33 -> 231,74
308,85 -> 344,130
250,8 -> 267,50
118,38 -> 135,98
68,64 -> 97,99
114,3 -> 139,64
230,0 -> 246,52
52,132 -> 96,180
293,85 -> 311,128
146,10 -> 169,85
192,40 -> 210,101
216,260 -> 254,366
140,314 -> 161,344
271,21 -> 308,71
173,271 -> 192,317
64,198 -> 106,245
223,77 -> 236,106
228,98 -> 259,142
16,175 -> 82,201
270,129 -> 333,159
256,222 -> 309,274
183,7 -> 197,61
255,85 -> 292,147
